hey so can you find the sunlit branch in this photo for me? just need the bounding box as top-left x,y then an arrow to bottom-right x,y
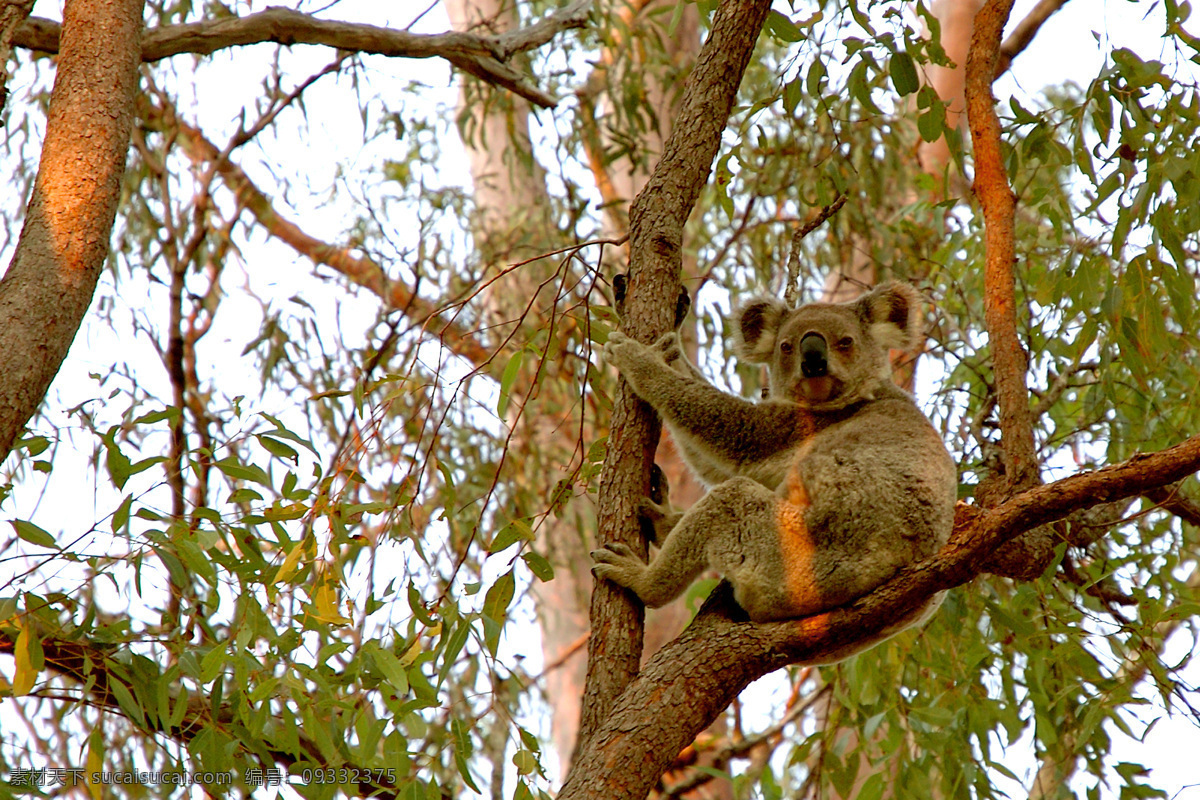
965,0 -> 1039,493
996,0 -> 1073,77
11,0 -> 592,108
160,112 -> 494,368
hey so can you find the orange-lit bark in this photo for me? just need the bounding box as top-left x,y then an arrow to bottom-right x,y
965,0 -> 1039,493
0,0 -> 145,461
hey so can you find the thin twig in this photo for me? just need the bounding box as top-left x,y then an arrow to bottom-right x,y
784,194 -> 847,308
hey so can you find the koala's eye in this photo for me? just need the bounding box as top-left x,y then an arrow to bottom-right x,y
835,337 -> 854,352
779,341 -> 793,355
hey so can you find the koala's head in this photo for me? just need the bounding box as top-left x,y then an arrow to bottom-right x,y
734,282 -> 923,410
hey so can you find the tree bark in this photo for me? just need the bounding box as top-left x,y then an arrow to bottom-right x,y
966,0 -> 1037,494
0,0 -> 145,462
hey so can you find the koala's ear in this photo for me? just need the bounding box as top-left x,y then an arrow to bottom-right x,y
735,297 -> 789,363
859,282 -> 924,352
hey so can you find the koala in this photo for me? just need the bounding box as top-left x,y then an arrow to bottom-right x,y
592,283 -> 957,652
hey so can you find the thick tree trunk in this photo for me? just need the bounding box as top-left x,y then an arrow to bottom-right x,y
0,0 -> 145,461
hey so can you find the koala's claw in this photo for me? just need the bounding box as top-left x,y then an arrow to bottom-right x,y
590,543 -> 648,590
593,542 -> 640,561
637,497 -> 682,547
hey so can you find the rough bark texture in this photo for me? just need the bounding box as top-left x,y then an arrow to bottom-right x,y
0,0 -> 37,113
0,0 -> 145,462
574,0 -> 773,764
561,433 -> 1200,798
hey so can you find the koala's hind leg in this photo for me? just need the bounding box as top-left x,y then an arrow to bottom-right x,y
590,537 -> 706,609
593,474 -> 828,621
591,474 -> 748,608
661,475 -> 828,623
635,477 -> 814,622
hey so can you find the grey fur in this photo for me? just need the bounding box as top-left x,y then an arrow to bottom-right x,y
592,283 -> 957,658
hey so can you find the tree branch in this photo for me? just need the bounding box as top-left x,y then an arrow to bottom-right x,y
572,0 -> 774,767
149,105 -> 493,369
996,0 -> 1072,77
11,0 -> 592,109
0,0 -> 144,463
0,0 -> 36,114
965,0 -> 1038,494
564,433 -> 1200,799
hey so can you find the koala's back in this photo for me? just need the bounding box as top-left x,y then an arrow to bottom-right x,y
791,388 -> 957,611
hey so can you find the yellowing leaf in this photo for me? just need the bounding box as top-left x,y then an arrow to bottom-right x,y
13,625 -> 43,696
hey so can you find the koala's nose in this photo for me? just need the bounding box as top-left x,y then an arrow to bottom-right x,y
800,333 -> 828,377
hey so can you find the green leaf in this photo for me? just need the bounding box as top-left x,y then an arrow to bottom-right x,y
408,582 -> 437,626
764,10 -> 804,42
783,76 -> 802,116
490,518 -> 533,553
889,51 -> 919,96
918,106 -> 945,142
256,434 -> 299,464
259,412 -> 318,454
11,520 -> 55,548
111,495 -> 133,536
482,571 -> 515,657
848,59 -> 883,115
512,749 -> 537,776
438,620 -> 471,686
805,58 -> 827,98
857,773 -> 886,800
497,349 -> 524,419
132,407 -> 180,426
151,545 -> 189,589
1009,96 -> 1039,124
19,435 -> 50,456
451,718 -> 481,792
917,86 -> 946,142
13,624 -> 43,695
101,427 -> 133,490
372,645 -> 411,696
109,678 -> 146,726
212,456 -> 272,487
522,552 -> 554,582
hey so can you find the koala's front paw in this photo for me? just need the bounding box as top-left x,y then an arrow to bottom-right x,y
602,330 -> 636,367
591,543 -> 648,594
603,331 -> 658,387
